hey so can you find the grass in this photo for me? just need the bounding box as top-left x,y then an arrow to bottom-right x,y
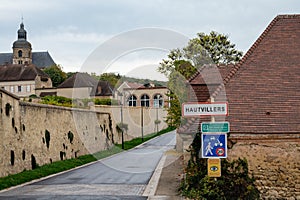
115,126 -> 176,150
0,126 -> 175,191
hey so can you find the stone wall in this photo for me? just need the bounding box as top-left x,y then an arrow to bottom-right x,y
94,105 -> 168,142
0,89 -> 115,177
176,131 -> 300,199
228,135 -> 300,199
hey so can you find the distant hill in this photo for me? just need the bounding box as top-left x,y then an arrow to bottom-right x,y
91,72 -> 167,88
119,76 -> 167,87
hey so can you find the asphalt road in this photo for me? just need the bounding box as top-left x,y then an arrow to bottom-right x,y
0,131 -> 176,200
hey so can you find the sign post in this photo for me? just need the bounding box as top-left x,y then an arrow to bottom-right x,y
182,101 -> 229,178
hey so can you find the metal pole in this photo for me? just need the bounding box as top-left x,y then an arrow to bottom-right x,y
156,107 -> 158,134
141,106 -> 144,142
120,94 -> 124,149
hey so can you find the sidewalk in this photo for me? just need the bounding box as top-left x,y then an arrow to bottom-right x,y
144,149 -> 186,200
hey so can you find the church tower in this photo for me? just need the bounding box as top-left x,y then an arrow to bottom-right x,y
12,21 -> 32,65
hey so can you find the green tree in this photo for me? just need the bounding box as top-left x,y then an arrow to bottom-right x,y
194,31 -> 243,65
158,31 -> 243,127
91,72 -> 121,87
43,65 -> 67,87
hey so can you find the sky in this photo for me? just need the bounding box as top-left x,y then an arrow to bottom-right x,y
0,0 -> 299,80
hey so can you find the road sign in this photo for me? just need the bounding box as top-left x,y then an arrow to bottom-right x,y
201,122 -> 230,133
182,102 -> 228,117
208,158 -> 221,177
202,133 -> 227,158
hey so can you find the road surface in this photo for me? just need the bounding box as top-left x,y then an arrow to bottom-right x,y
0,131 -> 176,199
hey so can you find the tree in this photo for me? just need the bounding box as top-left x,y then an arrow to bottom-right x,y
91,72 -> 121,87
158,31 -> 243,127
194,31 -> 243,64
43,65 -> 67,87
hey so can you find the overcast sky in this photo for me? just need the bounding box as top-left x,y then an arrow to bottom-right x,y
0,0 -> 299,80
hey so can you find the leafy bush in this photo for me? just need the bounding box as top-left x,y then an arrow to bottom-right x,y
41,96 -> 73,107
180,132 -> 260,199
116,123 -> 128,133
93,98 -> 119,105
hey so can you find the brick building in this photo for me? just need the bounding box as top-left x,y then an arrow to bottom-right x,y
178,15 -> 300,198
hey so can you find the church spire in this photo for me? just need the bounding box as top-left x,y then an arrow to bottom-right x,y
17,20 -> 27,40
12,19 -> 32,65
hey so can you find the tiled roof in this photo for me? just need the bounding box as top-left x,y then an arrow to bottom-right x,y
32,52 -> 56,68
0,51 -> 55,68
57,72 -> 97,88
58,72 -> 114,97
0,53 -> 12,64
0,64 -> 50,82
212,14 -> 300,133
126,82 -> 144,88
180,14 -> 300,134
93,81 -> 114,96
188,64 -> 235,85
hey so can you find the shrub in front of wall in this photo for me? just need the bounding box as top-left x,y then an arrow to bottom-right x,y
93,98 -> 119,105
180,132 -> 260,199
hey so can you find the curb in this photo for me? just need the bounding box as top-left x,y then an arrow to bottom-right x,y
143,152 -> 167,197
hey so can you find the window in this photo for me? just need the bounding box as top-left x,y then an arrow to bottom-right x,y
141,94 -> 150,107
10,86 -> 14,93
18,60 -> 23,64
26,85 -> 31,92
127,95 -> 137,107
18,86 -> 22,92
18,50 -> 22,57
153,94 -> 163,108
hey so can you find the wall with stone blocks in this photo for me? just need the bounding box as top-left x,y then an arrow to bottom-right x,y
228,137 -> 300,199
176,131 -> 300,199
0,89 -> 115,177
94,105 -> 168,142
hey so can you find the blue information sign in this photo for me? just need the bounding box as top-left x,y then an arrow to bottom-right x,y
201,133 -> 227,158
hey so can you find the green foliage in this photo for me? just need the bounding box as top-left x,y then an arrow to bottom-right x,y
154,119 -> 161,125
29,94 -> 37,98
115,126 -> 176,150
158,31 -> 243,128
164,92 -> 182,128
91,72 -> 167,88
41,96 -> 73,107
116,122 -> 128,133
0,126 -> 175,190
43,65 -> 67,87
93,98 -> 119,105
98,72 -> 121,87
195,31 -> 243,65
66,72 -> 76,79
180,132 -> 260,199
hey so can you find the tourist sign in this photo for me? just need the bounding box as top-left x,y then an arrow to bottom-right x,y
201,122 -> 230,133
182,102 -> 228,117
207,158 -> 221,177
202,133 -> 227,158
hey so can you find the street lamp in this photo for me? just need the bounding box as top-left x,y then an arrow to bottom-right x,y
119,92 -> 124,149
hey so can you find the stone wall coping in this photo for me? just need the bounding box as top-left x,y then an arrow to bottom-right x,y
0,88 -> 20,100
19,101 -> 110,115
